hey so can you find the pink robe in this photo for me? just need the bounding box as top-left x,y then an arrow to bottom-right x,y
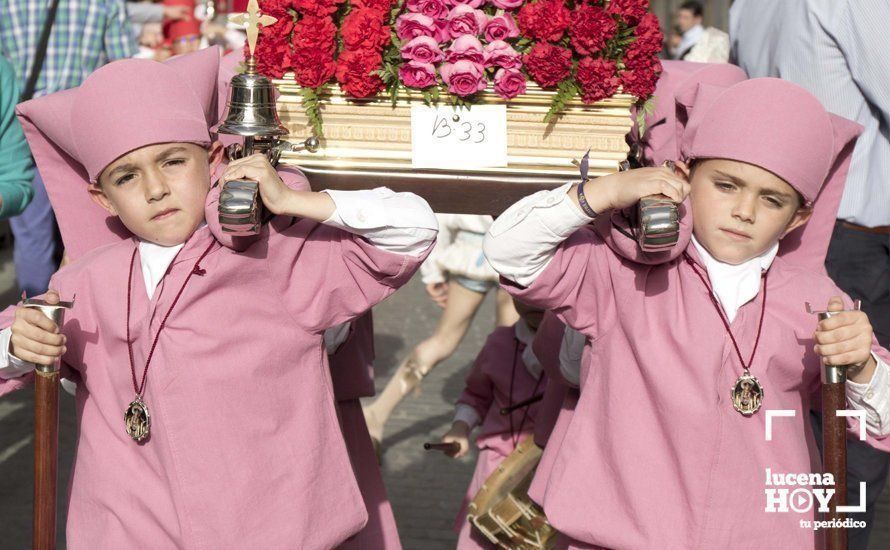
503,230 -> 890,549
454,326 -> 545,549
0,218 -> 428,549
528,311 -> 579,512
329,313 -> 402,550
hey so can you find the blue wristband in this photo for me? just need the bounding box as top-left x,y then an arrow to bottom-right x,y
576,179 -> 598,219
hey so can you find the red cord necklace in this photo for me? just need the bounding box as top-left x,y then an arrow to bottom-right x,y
683,252 -> 769,416
123,240 -> 215,442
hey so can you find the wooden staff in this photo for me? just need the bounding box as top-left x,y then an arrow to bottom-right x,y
424,441 -> 461,454
25,297 -> 72,550
812,301 -> 859,550
500,392 -> 545,416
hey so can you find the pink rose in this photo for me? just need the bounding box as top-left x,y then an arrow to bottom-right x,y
488,0 -> 522,9
434,18 -> 451,43
447,0 -> 485,8
399,60 -> 438,88
396,13 -> 437,41
445,35 -> 485,64
447,4 -> 487,39
483,14 -> 519,42
400,35 -> 445,63
405,0 -> 449,19
440,60 -> 487,97
484,40 -> 521,69
493,68 -> 526,100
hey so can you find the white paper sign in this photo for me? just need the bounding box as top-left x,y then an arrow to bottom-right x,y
411,104 -> 508,169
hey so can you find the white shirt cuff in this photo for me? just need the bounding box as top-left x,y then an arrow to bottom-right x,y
0,327 -> 35,380
484,182 -> 592,287
322,187 -> 438,257
453,403 -> 481,430
846,352 -> 890,436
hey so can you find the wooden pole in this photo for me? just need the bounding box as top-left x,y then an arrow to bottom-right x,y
814,304 -> 858,550
33,370 -> 59,550
25,298 -> 72,550
821,368 -> 847,550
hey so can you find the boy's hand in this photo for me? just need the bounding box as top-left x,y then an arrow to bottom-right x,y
814,296 -> 877,382
222,154 -> 293,215
440,421 -> 471,458
10,290 -> 67,366
579,165 -> 690,214
425,282 -> 448,309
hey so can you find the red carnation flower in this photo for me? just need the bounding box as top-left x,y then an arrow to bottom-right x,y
620,58 -> 661,99
292,46 -> 336,88
353,0 -> 393,11
250,36 -> 292,78
293,0 -> 343,16
523,42 -> 572,89
633,12 -> 664,52
569,4 -> 617,56
292,16 -> 337,55
341,9 -> 390,51
336,49 -> 385,98
517,0 -> 569,43
259,0 -> 295,17
576,57 -> 619,104
606,0 -> 650,26
624,16 -> 663,69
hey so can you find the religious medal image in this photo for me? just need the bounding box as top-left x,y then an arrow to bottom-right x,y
731,370 -> 764,416
125,396 -> 151,442
684,253 -> 769,417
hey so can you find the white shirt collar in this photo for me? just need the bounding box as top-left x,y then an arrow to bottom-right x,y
690,235 -> 778,323
514,320 -> 543,379
137,223 -> 207,299
138,241 -> 184,299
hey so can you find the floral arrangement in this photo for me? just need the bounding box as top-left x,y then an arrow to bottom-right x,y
250,0 -> 662,135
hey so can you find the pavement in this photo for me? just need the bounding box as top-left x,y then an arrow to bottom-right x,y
0,244 -> 887,549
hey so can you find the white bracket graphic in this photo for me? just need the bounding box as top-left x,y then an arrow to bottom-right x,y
837,482 -> 868,513
766,410 -> 796,441
837,409 -> 868,441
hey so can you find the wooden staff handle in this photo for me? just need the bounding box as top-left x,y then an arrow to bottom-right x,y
424,441 -> 461,454
33,370 -> 59,550
25,298 -> 72,550
822,374 -> 848,550
500,392 -> 545,416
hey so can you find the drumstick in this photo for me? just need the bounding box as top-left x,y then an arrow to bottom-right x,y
499,392 -> 544,416
424,441 -> 461,454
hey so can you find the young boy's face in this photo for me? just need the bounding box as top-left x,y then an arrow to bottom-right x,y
90,142 -> 221,246
689,159 -> 812,265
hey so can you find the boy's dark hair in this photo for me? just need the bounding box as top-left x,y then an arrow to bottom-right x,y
680,1 -> 704,17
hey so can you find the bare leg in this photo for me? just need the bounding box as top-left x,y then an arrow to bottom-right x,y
364,281 -> 487,445
494,288 -> 519,327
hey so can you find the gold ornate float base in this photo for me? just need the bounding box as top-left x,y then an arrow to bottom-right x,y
273,79 -> 634,214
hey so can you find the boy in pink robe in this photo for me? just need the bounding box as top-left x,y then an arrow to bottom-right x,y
0,48 -> 436,549
437,300 -> 545,548
484,76 -> 890,549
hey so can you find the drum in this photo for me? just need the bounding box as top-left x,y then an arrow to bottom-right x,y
467,437 -> 557,549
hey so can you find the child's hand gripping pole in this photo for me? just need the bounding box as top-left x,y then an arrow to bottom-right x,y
24,293 -> 73,550
807,298 -> 861,550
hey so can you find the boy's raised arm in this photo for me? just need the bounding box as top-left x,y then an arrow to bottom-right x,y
483,183 -> 594,288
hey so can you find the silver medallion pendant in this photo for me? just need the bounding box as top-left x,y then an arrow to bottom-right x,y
125,396 -> 151,442
731,370 -> 764,416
